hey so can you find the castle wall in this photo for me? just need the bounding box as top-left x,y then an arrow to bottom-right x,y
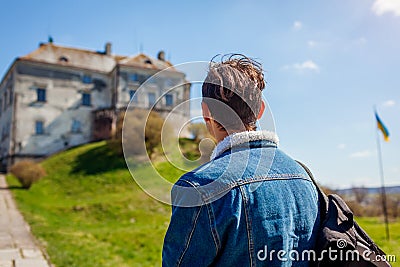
11,62 -> 112,158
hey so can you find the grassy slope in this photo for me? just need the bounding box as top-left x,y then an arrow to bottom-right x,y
7,141 -> 187,267
6,141 -> 399,266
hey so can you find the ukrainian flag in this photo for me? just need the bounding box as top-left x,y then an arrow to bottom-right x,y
375,111 -> 390,142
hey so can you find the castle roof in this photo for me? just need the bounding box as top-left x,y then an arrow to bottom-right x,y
18,42 -> 176,73
119,53 -> 173,70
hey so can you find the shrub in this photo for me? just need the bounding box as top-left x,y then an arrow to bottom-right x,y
144,111 -> 165,157
9,160 -> 46,189
111,109 -> 167,159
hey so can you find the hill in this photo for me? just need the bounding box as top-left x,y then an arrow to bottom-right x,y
6,141 -> 187,267
6,141 -> 400,266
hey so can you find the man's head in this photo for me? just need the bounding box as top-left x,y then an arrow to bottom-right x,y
201,54 -> 266,140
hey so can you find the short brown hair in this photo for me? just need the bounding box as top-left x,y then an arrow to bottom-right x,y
202,54 -> 265,131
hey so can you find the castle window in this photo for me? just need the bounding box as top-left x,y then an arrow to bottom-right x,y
71,119 -> 81,133
35,121 -> 44,135
82,93 -> 91,106
37,88 -> 46,102
148,93 -> 156,107
129,74 -> 138,82
165,94 -> 173,107
137,74 -> 148,83
59,56 -> 69,62
8,87 -> 12,105
129,90 -> 137,103
82,75 -> 92,84
4,92 -> 7,109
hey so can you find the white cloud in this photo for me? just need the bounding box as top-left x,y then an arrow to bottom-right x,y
349,150 -> 372,158
293,21 -> 303,30
283,60 -> 320,73
372,0 -> 400,16
382,100 -> 396,107
338,143 -> 346,150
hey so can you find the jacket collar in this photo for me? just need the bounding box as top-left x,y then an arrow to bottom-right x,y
210,130 -> 279,160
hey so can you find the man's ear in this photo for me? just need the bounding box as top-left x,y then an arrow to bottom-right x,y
257,101 -> 266,119
202,102 -> 212,122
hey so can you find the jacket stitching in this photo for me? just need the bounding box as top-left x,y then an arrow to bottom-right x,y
176,205 -> 203,266
198,176 -> 313,202
176,179 -> 207,207
239,186 -> 255,267
176,180 -> 221,260
206,203 -> 221,255
177,179 -> 198,188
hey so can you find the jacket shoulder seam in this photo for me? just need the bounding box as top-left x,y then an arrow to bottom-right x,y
202,176 -> 312,202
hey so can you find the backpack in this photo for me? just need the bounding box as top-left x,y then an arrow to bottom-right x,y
296,161 -> 391,267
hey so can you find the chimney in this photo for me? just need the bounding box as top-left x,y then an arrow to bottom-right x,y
157,50 -> 165,61
105,42 -> 112,56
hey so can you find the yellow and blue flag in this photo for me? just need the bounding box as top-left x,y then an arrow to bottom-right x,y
375,111 -> 390,142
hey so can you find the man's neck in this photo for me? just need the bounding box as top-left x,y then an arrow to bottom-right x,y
215,130 -> 229,143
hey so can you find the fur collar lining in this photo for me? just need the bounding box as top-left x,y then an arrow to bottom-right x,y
210,130 -> 279,160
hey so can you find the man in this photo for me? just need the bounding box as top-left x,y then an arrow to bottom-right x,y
162,55 -> 320,266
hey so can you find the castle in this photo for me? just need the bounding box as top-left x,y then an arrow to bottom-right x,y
0,41 -> 191,170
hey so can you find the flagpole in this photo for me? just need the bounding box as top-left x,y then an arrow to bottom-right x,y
375,109 -> 390,240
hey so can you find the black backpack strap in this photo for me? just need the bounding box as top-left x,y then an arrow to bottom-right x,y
296,160 -> 328,219
295,160 -> 321,192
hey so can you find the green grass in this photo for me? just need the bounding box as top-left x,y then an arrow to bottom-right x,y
6,141 -> 399,266
6,141 -> 191,267
356,217 -> 400,266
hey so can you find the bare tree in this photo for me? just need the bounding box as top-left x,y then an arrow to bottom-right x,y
387,194 -> 400,218
110,109 -> 167,159
352,186 -> 368,204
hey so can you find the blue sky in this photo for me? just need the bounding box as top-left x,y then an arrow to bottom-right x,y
1,0 -> 399,188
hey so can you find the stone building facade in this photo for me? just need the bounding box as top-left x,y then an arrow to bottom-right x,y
0,42 -> 190,170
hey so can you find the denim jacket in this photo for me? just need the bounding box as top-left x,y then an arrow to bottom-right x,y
163,131 -> 320,267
